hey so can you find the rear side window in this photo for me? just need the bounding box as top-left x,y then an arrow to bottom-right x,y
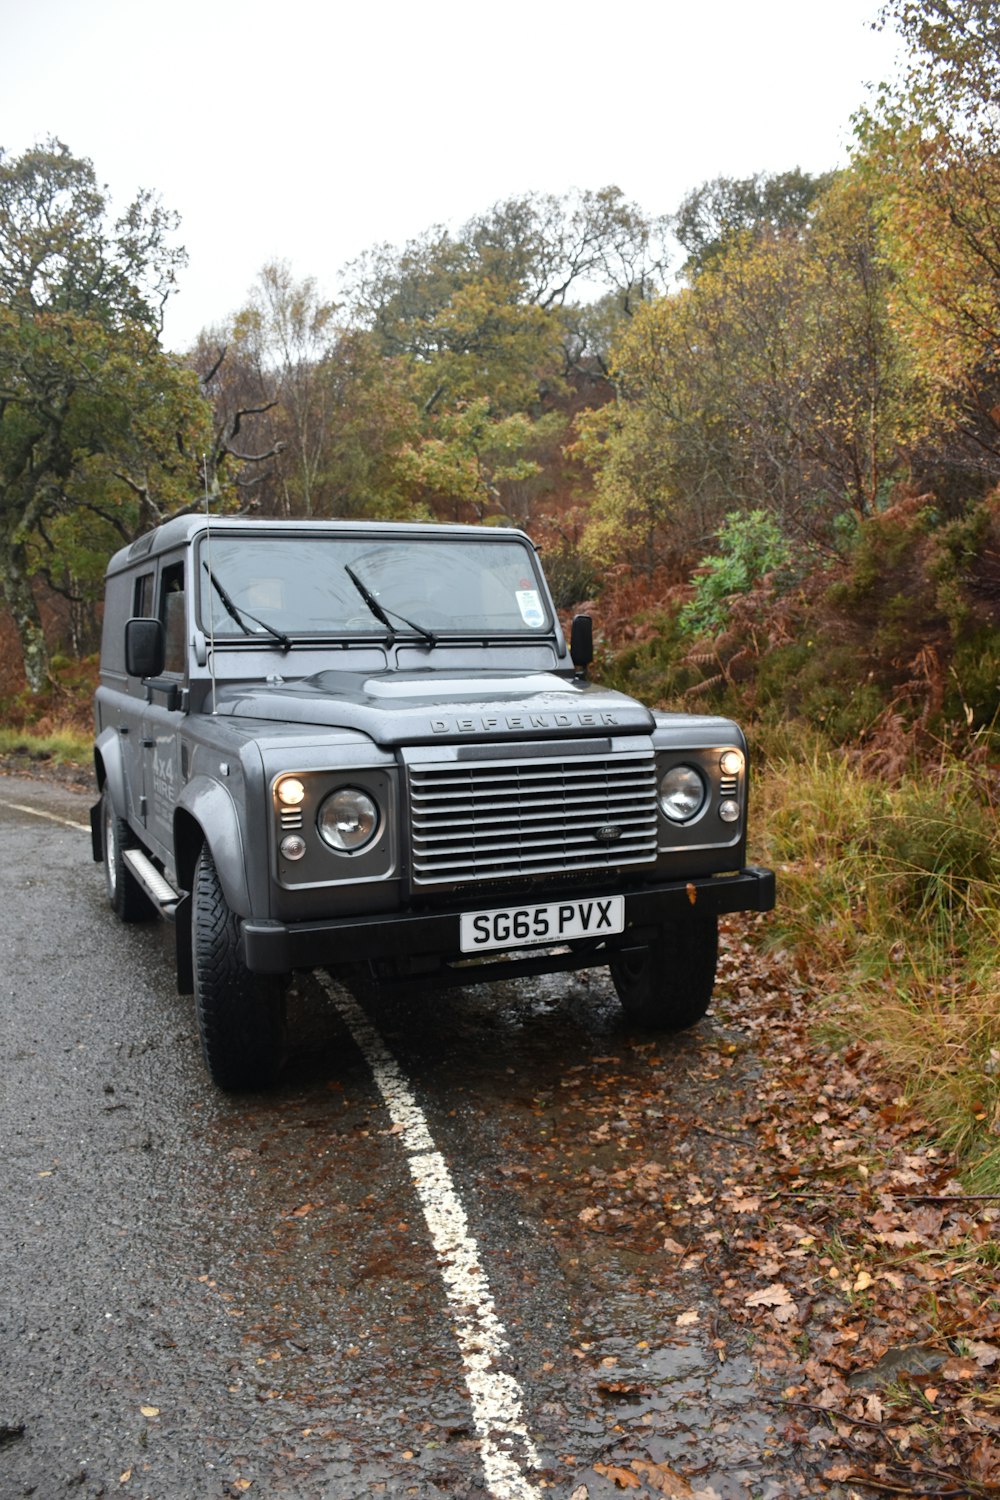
133,572 -> 154,617
159,561 -> 186,675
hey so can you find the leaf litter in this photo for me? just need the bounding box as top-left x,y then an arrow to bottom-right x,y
497,915 -> 1000,1498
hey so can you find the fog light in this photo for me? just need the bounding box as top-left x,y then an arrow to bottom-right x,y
720,749 -> 744,777
719,799 -> 740,823
277,776 -> 306,807
280,833 -> 307,860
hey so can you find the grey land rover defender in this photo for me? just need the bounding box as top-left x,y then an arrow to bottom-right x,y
91,515 -> 775,1089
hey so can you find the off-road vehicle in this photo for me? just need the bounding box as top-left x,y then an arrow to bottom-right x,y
92,515 -> 774,1089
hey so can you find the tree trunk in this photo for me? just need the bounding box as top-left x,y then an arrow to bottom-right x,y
0,542 -> 50,693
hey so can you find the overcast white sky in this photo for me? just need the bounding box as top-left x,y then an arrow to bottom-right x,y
2,0 -> 902,352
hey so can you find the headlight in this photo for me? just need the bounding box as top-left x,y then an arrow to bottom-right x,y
658,765 -> 706,823
317,787 -> 380,852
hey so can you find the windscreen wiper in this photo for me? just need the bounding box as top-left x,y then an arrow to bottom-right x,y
344,564 -> 437,647
203,563 -> 292,652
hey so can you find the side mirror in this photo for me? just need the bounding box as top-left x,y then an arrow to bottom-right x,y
570,614 -> 594,676
125,617 -> 165,679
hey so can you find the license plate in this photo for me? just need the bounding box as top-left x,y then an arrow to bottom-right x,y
460,895 -> 625,953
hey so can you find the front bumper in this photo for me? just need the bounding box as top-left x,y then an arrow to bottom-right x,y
241,865 -> 775,975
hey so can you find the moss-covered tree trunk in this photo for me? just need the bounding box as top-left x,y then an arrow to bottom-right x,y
0,540 -> 49,693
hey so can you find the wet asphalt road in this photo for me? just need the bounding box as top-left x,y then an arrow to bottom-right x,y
0,776 -> 823,1500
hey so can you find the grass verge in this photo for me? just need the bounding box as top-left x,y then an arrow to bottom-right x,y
0,725 -> 91,767
753,741 -> 1000,1188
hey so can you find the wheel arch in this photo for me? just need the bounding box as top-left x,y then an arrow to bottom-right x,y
172,781 -> 252,999
92,729 -> 128,862
173,778 -> 251,916
93,728 -> 127,800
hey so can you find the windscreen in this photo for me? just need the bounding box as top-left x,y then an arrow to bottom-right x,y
197,533 -> 551,639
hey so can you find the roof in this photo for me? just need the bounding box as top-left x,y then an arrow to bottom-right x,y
104,513 -> 534,576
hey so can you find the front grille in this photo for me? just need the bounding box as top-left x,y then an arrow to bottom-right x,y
408,749 -> 658,888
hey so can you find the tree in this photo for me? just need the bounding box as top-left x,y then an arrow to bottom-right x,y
230,261 -> 340,514
307,331 -> 425,520
394,399 -> 562,522
188,331 -> 283,509
672,169 -> 835,277
337,190 -> 671,529
859,0 -> 1000,480
577,170 -> 920,571
0,139 -> 212,687
465,187 -> 672,323
346,188 -> 667,433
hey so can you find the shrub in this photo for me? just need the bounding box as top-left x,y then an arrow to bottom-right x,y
678,509 -> 793,638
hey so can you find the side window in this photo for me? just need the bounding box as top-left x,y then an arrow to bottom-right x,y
159,561 -> 186,675
134,572 -> 154,617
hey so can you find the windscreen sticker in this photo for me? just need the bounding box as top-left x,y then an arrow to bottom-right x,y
516,589 -> 546,628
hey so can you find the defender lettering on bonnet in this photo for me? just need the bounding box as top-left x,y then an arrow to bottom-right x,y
91,514 -> 774,1091
430,711 -> 621,734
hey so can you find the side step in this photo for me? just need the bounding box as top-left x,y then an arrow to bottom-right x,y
123,848 -> 181,918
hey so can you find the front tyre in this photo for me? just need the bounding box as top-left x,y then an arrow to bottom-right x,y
102,789 -> 154,922
192,845 -> 286,1090
609,912 -> 719,1031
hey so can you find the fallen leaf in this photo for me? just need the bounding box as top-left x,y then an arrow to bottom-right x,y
745,1282 -> 794,1309
686,883 -> 697,905
598,1378 -> 653,1396
139,1405 -> 159,1418
290,1202 -> 314,1218
631,1457 -> 696,1495
853,1270 -> 874,1292
676,1309 -> 700,1327
941,1357 -> 979,1381
594,1462 -> 641,1489
874,1228 -> 921,1247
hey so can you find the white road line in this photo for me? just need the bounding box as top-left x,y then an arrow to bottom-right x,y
0,798 -> 90,833
317,973 -> 543,1500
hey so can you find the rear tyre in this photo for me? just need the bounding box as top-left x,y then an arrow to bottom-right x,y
192,845 -> 286,1090
102,789 -> 155,922
609,912 -> 719,1030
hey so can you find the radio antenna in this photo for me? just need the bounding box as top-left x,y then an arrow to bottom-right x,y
203,453 -> 218,715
